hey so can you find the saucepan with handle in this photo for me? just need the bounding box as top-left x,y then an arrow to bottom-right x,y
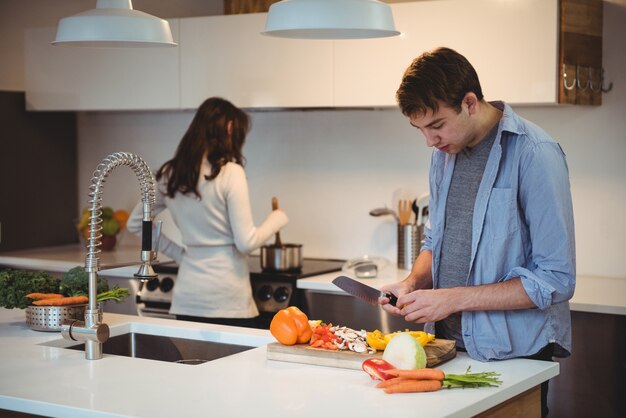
260,197 -> 302,271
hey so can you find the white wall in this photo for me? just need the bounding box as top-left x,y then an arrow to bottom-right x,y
3,1 -> 625,278
74,1 -> 626,279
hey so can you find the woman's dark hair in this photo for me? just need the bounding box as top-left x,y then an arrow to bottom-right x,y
396,47 -> 484,117
157,97 -> 250,199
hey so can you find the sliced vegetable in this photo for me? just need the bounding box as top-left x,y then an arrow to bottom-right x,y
407,330 -> 435,347
382,332 -> 427,370
308,319 -> 322,329
365,329 -> 387,350
362,358 -> 396,381
309,323 -> 341,350
366,329 -> 435,351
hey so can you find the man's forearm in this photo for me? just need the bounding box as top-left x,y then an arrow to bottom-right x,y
452,277 -> 536,312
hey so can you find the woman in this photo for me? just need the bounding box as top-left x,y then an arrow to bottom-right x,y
127,97 -> 288,327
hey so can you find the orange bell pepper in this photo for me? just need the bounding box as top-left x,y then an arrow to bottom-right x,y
270,306 -> 313,345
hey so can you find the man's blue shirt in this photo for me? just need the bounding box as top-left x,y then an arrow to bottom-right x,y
422,102 -> 576,361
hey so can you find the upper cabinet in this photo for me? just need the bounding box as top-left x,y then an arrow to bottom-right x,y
179,13 -> 333,109
333,0 -> 559,107
24,0 -> 603,111
24,21 -> 181,111
559,0 -> 605,105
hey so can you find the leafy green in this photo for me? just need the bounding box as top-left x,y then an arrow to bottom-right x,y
59,266 -> 109,297
442,366 -> 503,389
0,269 -> 59,309
97,285 -> 130,303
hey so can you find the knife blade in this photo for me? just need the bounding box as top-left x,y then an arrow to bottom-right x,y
332,276 -> 397,307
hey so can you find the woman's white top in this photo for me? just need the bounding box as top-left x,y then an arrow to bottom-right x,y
127,160 -> 288,318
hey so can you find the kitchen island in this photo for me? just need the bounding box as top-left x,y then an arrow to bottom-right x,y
0,308 -> 556,418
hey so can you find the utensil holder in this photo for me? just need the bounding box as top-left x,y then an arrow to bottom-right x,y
397,224 -> 422,270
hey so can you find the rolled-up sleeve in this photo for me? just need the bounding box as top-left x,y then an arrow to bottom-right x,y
510,141 -> 576,309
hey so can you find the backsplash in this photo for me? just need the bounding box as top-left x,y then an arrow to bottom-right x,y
76,95 -> 626,278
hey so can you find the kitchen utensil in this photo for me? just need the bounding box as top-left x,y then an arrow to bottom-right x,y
368,207 -> 399,223
25,304 -> 93,332
332,275 -> 397,306
341,256 -> 389,279
412,199 -> 420,225
271,196 -> 282,246
260,197 -> 303,271
421,205 -> 429,226
397,199 -> 412,225
397,223 -> 421,270
415,192 -> 430,225
266,338 -> 456,369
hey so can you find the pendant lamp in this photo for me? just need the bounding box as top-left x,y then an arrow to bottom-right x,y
52,0 -> 176,47
262,0 -> 400,39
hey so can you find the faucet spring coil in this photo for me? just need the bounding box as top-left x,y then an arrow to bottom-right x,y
85,152 -> 156,272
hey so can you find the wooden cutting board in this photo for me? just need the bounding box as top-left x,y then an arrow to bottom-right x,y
266,338 -> 456,370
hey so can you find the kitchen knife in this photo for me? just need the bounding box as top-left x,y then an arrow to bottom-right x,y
332,276 -> 397,307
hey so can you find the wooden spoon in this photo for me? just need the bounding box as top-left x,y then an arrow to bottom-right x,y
272,196 -> 283,247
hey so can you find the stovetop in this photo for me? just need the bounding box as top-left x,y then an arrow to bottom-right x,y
152,256 -> 346,279
248,255 -> 345,278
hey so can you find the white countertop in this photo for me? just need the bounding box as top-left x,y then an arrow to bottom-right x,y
0,308 -> 558,418
0,244 -> 172,276
298,266 -> 626,316
1,245 -> 624,316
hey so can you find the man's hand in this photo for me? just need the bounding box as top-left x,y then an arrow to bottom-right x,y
396,288 -> 459,323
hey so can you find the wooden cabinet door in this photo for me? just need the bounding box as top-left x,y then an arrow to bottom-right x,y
332,0 -> 559,107
179,13 -> 333,109
24,21 -> 180,111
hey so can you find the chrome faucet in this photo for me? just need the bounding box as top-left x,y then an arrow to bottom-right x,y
62,152 -> 158,360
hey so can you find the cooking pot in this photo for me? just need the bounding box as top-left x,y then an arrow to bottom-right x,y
260,197 -> 303,272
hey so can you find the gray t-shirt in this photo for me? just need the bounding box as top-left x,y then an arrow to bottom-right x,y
437,124 -> 498,348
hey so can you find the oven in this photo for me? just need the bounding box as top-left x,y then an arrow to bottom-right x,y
136,256 -> 345,328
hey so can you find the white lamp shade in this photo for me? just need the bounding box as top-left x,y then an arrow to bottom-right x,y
262,0 -> 400,39
52,0 -> 176,47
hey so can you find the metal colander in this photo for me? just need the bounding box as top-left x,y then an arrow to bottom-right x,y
25,305 -> 87,332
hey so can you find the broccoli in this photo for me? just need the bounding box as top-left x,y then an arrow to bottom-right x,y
0,269 -> 59,309
59,266 -> 109,297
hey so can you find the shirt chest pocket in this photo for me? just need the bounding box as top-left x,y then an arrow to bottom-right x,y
485,188 -> 520,240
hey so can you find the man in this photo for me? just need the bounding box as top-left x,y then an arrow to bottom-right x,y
380,47 -> 575,417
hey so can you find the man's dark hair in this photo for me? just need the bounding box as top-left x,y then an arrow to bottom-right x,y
396,47 -> 484,117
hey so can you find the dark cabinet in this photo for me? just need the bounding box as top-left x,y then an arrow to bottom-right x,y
548,311 -> 626,417
0,91 -> 77,252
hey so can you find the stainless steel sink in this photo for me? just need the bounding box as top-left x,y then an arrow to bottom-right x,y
66,332 -> 254,365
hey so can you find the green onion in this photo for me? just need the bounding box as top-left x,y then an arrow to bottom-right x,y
442,366 -> 503,389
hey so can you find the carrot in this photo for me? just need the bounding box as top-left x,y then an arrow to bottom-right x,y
375,377 -> 411,388
32,296 -> 88,306
383,379 -> 442,394
386,368 -> 446,381
26,293 -> 64,300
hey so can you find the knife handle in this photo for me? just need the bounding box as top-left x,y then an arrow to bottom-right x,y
383,292 -> 397,307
